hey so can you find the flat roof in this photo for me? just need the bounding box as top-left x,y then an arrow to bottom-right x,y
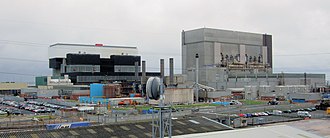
173,125 -> 322,138
183,27 -> 268,36
50,43 -> 137,49
0,116 -> 231,138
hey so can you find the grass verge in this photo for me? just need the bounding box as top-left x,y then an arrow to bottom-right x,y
240,100 -> 267,105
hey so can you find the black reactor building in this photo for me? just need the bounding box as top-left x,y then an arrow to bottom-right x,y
48,43 -> 160,84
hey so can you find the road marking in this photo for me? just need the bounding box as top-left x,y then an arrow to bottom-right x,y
120,126 -> 130,131
104,127 -> 114,133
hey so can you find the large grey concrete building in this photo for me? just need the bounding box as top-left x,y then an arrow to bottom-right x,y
181,28 -> 325,98
182,28 -> 272,85
182,28 -> 272,74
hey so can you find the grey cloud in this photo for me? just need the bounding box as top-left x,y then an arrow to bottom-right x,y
0,0 -> 329,83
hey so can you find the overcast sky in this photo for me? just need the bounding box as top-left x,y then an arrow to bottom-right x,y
0,0 -> 329,84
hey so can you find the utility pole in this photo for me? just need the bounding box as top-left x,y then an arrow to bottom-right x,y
304,72 -> 307,85
195,54 -> 199,103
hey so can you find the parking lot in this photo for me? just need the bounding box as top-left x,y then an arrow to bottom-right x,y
0,100 -> 60,115
0,94 -> 328,133
196,103 -> 326,128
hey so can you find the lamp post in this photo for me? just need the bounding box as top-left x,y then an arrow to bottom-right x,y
195,53 -> 199,103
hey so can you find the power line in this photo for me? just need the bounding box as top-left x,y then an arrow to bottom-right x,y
0,40 -> 48,48
0,71 -> 37,76
0,57 -> 47,63
3,39 -> 330,57
0,39 -> 48,45
274,52 -> 330,56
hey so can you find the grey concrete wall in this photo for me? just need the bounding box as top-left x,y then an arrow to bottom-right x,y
289,93 -> 322,101
207,91 -> 231,98
183,28 -> 205,44
203,28 -> 263,45
164,88 -> 194,104
37,89 -> 59,98
244,86 -> 258,100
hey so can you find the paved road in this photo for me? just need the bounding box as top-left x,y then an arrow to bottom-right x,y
83,110 -> 192,123
199,102 -> 314,115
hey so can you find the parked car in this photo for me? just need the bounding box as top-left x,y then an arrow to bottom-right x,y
245,113 -> 252,118
273,110 -> 283,115
265,111 -> 273,115
238,113 -> 246,117
4,109 -> 12,114
33,109 -> 46,113
291,109 -> 298,112
251,113 -> 259,117
12,110 -> 22,115
230,100 -> 242,105
297,111 -> 311,118
257,112 -> 264,116
230,114 -> 239,117
46,108 -> 56,113
311,107 -> 317,111
0,110 -> 7,115
304,108 -> 312,112
298,108 -> 304,111
261,112 -> 269,116
191,108 -> 199,112
283,110 -> 292,113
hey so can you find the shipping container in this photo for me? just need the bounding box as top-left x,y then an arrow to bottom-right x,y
292,99 -> 306,103
103,84 -> 121,98
90,84 -> 104,97
261,96 -> 275,101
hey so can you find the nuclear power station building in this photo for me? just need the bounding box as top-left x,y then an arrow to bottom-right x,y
48,43 -> 159,84
182,28 -> 272,73
182,28 -> 325,98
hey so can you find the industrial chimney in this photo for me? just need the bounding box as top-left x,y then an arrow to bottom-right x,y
160,59 -> 164,80
169,58 -> 174,86
134,61 -> 139,82
141,61 -> 146,84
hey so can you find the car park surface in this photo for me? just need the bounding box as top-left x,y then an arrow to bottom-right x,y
1,100 -> 65,115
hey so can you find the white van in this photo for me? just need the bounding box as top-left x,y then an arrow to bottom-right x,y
273,110 -> 282,115
230,100 -> 242,105
297,111 -> 311,118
